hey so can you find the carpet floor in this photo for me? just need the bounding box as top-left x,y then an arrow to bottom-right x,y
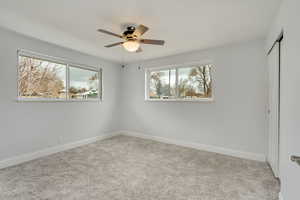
0,135 -> 279,200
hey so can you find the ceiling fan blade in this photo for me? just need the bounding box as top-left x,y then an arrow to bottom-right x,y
136,47 -> 143,53
133,25 -> 149,37
97,29 -> 123,38
140,39 -> 165,45
104,42 -> 123,48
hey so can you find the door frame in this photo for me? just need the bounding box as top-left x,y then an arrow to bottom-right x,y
267,32 -> 283,179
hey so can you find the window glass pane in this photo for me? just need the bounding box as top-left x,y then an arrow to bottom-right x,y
178,65 -> 212,99
18,55 -> 66,99
149,69 -> 171,99
170,69 -> 176,97
69,66 -> 100,100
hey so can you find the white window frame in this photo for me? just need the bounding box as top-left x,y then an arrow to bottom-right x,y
145,61 -> 214,102
17,49 -> 102,102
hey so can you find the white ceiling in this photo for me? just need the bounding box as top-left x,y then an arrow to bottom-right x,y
0,0 -> 281,63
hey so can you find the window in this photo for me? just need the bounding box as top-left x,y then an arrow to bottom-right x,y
149,69 -> 176,99
17,50 -> 102,101
18,55 -> 67,100
69,66 -> 100,100
146,64 -> 213,101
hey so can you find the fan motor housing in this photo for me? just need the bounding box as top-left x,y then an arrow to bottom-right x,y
123,26 -> 138,40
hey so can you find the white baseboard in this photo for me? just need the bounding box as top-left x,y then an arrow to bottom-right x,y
279,192 -> 283,200
120,130 -> 266,162
0,130 -> 266,170
0,132 -> 119,170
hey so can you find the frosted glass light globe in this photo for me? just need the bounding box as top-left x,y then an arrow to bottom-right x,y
123,40 -> 140,52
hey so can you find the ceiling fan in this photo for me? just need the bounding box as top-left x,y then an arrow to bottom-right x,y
97,24 -> 165,53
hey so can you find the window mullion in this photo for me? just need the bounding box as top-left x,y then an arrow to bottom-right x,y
66,64 -> 70,101
169,69 -> 171,98
175,67 -> 179,99
146,70 -> 150,100
99,68 -> 103,100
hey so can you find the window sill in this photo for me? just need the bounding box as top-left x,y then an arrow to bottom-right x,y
145,98 -> 214,102
16,98 -> 102,103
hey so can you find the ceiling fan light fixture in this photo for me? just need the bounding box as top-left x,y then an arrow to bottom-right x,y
122,40 -> 140,52
98,24 -> 165,52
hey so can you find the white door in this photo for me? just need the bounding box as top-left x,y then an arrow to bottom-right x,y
267,42 -> 280,178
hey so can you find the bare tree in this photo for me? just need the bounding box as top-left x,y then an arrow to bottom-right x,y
178,79 -> 188,97
188,65 -> 212,97
150,72 -> 163,97
88,74 -> 98,90
18,57 -> 65,98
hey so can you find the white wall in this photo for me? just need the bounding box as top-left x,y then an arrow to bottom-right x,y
0,27 -> 270,166
120,39 -> 268,159
266,1 -> 300,200
0,27 -> 122,161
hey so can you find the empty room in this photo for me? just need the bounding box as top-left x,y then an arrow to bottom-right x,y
0,0 -> 299,199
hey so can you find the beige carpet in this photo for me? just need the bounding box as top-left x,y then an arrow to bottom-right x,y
0,135 -> 279,200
